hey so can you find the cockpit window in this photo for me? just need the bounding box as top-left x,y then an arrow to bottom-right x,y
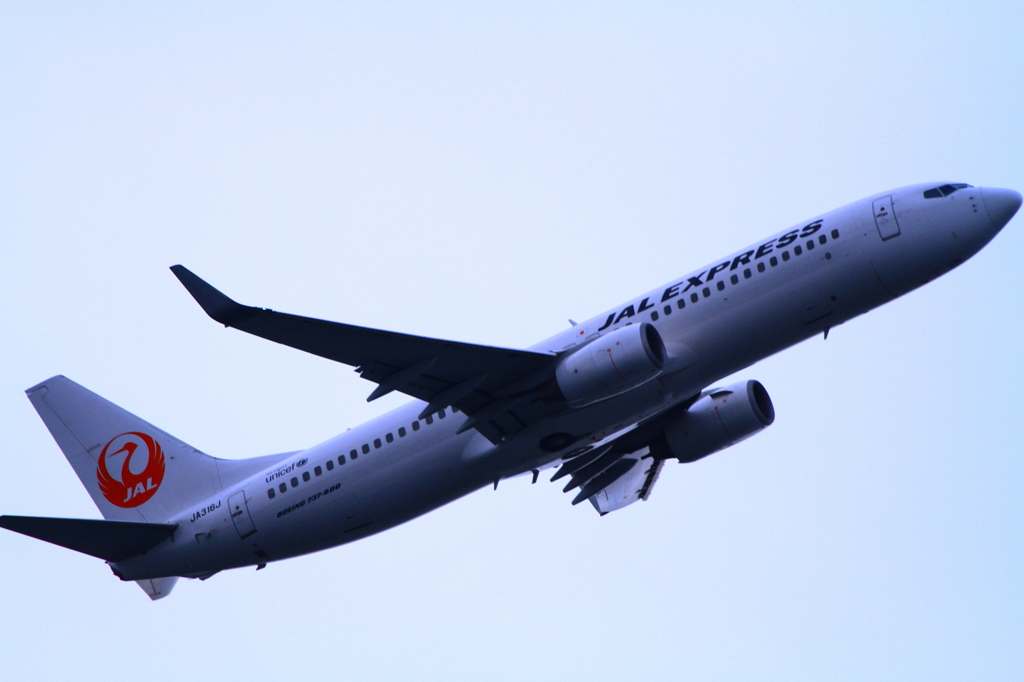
923,183 -> 972,199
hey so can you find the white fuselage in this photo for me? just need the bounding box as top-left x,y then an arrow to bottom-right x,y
113,183 -> 1012,580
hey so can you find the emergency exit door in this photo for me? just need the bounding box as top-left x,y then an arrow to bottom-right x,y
228,490 -> 257,539
872,196 -> 901,240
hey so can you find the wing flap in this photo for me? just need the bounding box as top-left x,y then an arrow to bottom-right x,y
589,455 -> 665,514
0,515 -> 177,563
551,445 -> 665,514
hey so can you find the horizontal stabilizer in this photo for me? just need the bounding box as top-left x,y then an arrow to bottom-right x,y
0,515 -> 177,563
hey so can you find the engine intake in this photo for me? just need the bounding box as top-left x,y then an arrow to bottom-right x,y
555,323 -> 667,408
656,380 -> 774,463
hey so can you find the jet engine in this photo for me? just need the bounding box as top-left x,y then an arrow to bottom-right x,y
554,323 -> 667,408
653,380 -> 775,462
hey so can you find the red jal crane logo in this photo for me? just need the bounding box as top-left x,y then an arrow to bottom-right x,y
96,432 -> 165,507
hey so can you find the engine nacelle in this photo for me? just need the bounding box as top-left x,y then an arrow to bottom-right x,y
555,323 -> 667,408
658,380 -> 775,463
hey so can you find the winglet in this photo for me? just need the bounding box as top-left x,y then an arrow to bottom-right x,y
170,265 -> 259,326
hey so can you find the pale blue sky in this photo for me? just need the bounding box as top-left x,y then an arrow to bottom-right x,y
2,3 -> 1022,681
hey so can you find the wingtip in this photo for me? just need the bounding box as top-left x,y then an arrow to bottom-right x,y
170,265 -> 255,326
168,263 -> 195,285
168,264 -> 193,281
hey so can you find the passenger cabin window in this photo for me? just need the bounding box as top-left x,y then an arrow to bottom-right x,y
268,489 -> 275,499
302,471 -> 310,482
362,444 -> 370,454
730,274 -> 739,285
923,183 -> 970,199
690,293 -> 699,303
386,432 -> 394,443
314,465 -> 322,476
326,460 -> 334,471
279,483 -> 287,493
439,409 -> 446,419
676,299 -> 685,309
412,421 -> 420,431
398,427 -> 406,437
425,415 -> 434,425
758,262 -> 766,272
290,477 -> 299,488
651,311 -> 659,321
716,281 -> 725,291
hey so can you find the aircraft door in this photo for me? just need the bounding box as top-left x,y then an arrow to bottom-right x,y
228,490 -> 257,539
872,196 -> 901,240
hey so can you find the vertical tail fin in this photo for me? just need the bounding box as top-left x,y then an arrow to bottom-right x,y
27,376 -> 290,523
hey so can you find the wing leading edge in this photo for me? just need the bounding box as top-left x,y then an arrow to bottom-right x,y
170,266 -> 558,442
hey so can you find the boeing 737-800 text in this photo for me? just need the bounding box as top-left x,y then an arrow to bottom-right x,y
3,182 -> 1019,599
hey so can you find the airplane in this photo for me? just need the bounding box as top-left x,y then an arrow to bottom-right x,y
2,182 -> 1020,600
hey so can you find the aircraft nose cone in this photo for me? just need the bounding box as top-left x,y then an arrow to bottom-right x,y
981,187 -> 1023,230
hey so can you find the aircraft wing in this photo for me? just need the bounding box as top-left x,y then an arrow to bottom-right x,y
171,266 -> 559,443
